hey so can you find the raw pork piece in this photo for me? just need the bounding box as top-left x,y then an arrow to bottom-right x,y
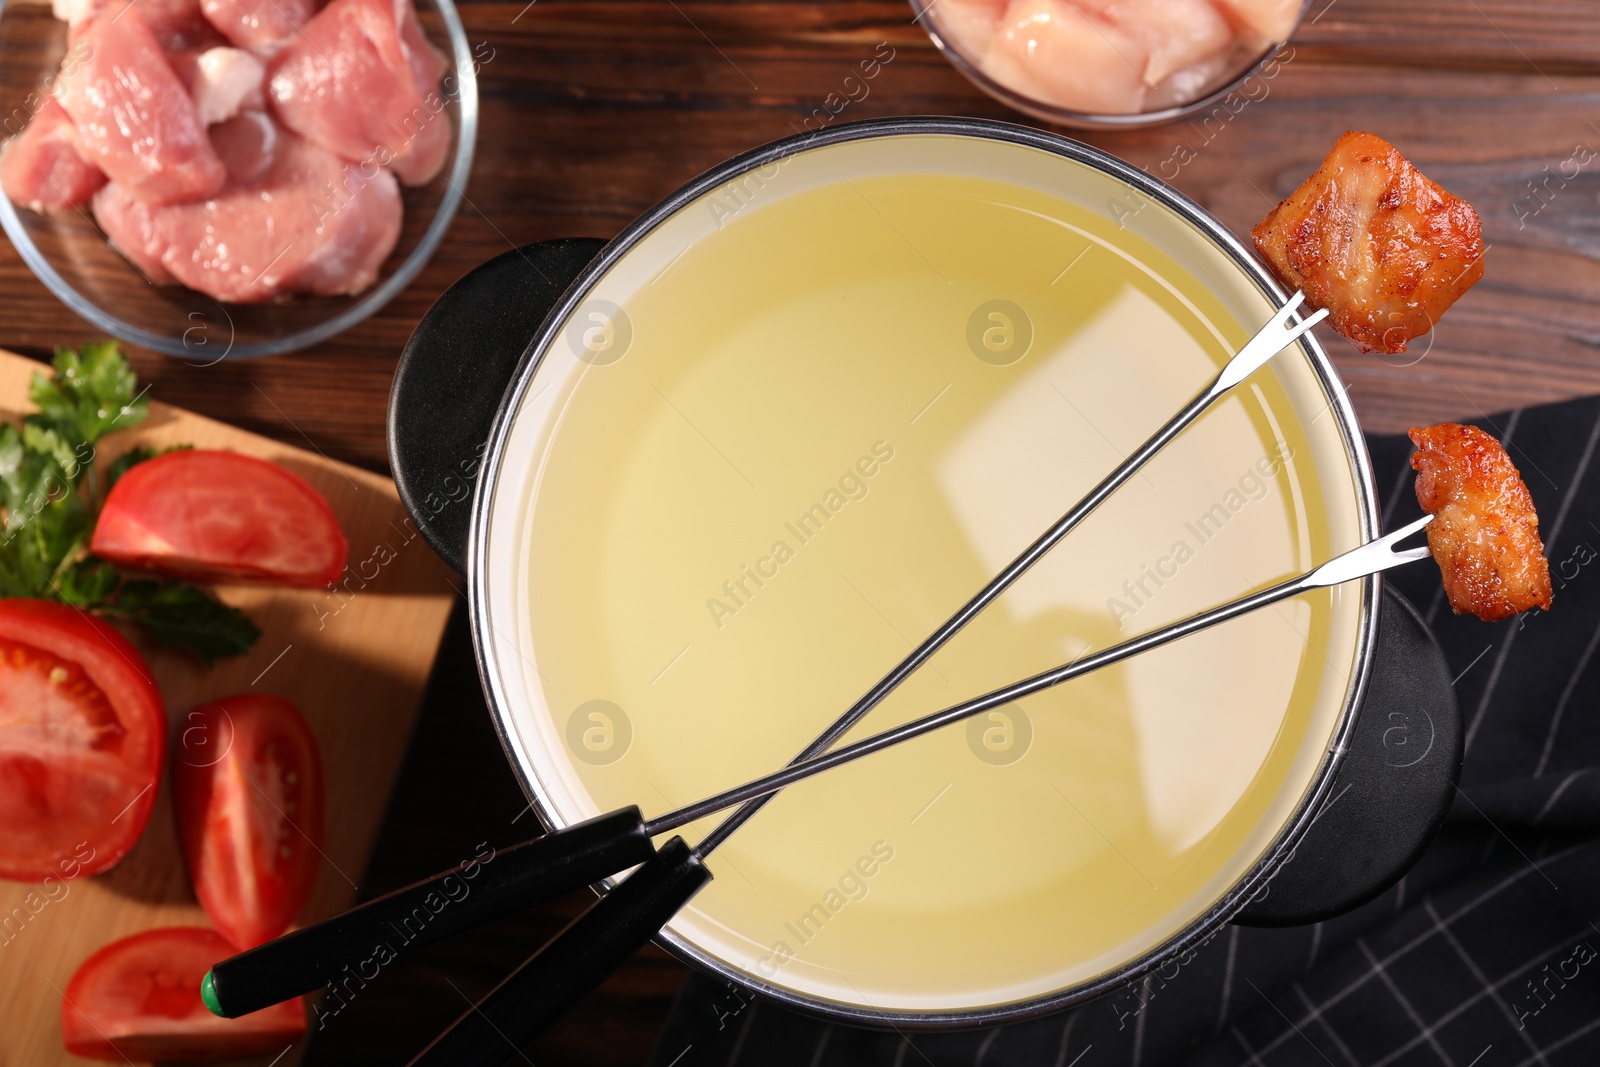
267,0 -> 450,187
167,46 -> 267,125
56,5 -> 227,205
55,0 -> 222,50
200,0 -> 318,56
94,120 -> 401,302
209,110 -> 278,182
91,178 -> 177,284
0,98 -> 107,213
983,0 -> 1150,115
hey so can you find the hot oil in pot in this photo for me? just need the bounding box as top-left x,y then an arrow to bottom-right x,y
517,170 -> 1349,1010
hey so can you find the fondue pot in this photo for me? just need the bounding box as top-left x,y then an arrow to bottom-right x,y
376,117 -> 1460,1033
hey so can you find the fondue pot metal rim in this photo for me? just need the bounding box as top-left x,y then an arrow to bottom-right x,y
460,116 -> 1383,1027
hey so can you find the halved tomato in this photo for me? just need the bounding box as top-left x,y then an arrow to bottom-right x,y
173,695 -> 325,950
61,926 -> 307,1062
0,598 -> 164,882
90,450 -> 348,588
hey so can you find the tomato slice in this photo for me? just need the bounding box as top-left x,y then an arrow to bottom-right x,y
61,927 -> 307,1062
0,599 -> 164,882
90,450 -> 348,588
174,695 -> 325,950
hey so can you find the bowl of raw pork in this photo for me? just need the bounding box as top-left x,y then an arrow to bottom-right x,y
0,0 -> 477,360
912,0 -> 1308,128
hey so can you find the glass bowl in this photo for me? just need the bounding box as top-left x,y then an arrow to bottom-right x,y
0,0 -> 478,361
910,0 -> 1310,130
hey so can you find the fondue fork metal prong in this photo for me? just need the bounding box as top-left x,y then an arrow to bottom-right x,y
649,514 -> 1434,833
392,515 -> 1432,1067
691,290 -> 1328,857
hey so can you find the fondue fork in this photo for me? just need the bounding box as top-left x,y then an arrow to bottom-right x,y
689,291 -> 1327,858
394,515 -> 1434,1066
205,517 -> 1433,1053
204,294 -> 1327,1019
631,521 -> 1433,833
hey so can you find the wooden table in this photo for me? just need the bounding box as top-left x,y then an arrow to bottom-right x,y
5,2 -> 1599,1063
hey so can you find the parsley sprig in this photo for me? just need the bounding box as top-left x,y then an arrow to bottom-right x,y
0,343 -> 259,664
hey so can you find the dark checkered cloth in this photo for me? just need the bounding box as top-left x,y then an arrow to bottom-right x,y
647,396 -> 1600,1067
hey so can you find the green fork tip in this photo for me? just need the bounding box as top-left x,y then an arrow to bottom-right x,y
200,969 -> 224,1017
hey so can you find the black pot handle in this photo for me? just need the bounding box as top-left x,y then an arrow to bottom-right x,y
1234,584 -> 1462,926
388,238 -> 608,574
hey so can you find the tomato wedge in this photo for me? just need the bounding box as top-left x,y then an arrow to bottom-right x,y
174,695 -> 325,950
0,599 -> 164,882
61,926 -> 307,1061
91,450 -> 348,588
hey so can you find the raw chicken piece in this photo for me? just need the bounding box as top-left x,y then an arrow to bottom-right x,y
56,5 -> 227,205
983,0 -> 1150,115
168,46 -> 266,125
1251,131 -> 1485,354
0,98 -> 107,213
200,0 -> 317,56
1213,0 -> 1300,45
1101,0 -> 1233,85
94,122 -> 402,302
1410,423 -> 1551,622
55,0 -> 221,50
267,0 -> 451,187
933,0 -> 1011,57
1145,50 -> 1233,108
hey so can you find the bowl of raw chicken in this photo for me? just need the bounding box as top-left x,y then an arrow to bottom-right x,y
914,0 -> 1308,127
0,0 -> 477,360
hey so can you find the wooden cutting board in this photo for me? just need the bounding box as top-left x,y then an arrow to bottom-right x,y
0,349 -> 459,1067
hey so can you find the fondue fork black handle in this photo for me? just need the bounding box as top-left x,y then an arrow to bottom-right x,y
407,837 -> 711,1067
397,516 -> 1436,1067
200,808 -> 655,1020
